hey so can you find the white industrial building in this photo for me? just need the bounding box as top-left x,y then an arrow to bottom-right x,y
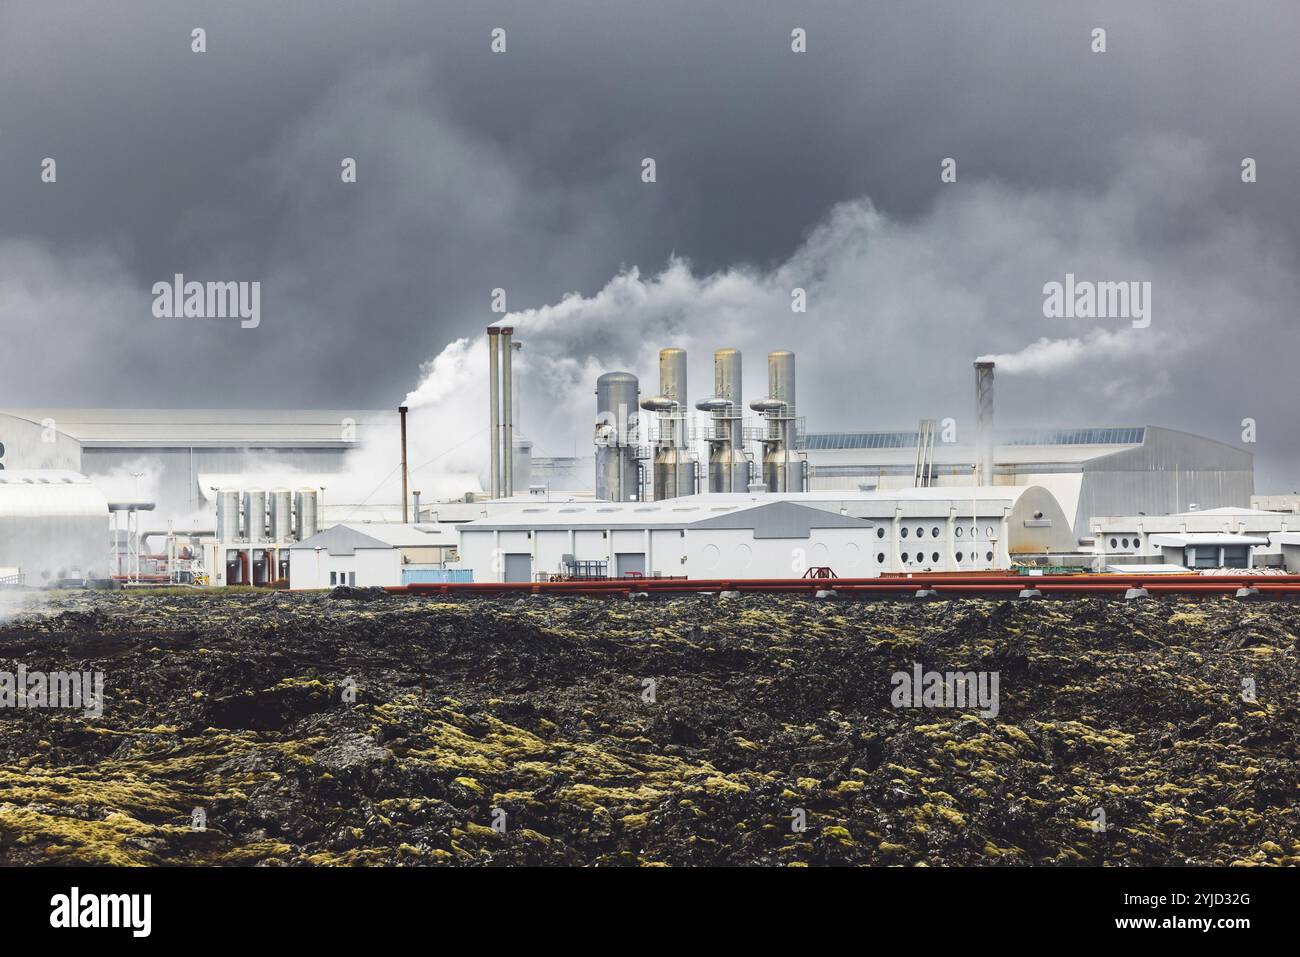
287,523 -> 459,590
0,470 -> 109,583
1090,506 -> 1300,570
801,426 -> 1254,537
0,408 -> 390,521
456,487 -> 1076,582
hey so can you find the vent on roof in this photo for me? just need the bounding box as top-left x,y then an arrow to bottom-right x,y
671,507 -> 699,512
597,507 -> 620,512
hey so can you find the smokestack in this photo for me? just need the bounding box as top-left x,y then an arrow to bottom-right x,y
412,489 -> 421,522
399,405 -> 409,523
512,339 -> 522,436
975,360 -> 995,486
502,326 -> 514,498
487,327 -> 500,498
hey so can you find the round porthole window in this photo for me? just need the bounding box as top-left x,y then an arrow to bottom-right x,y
932,552 -> 940,563
955,527 -> 963,538
900,527 -> 909,538
985,551 -> 994,562
1110,538 -> 1118,548
955,551 -> 963,562
901,552 -> 910,563
1121,538 -> 1130,549
931,527 -> 940,538
877,527 -> 885,539
877,552 -> 885,564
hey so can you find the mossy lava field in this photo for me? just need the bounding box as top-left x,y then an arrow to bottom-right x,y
0,589 -> 1296,866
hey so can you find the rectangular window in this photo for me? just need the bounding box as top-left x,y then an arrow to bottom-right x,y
1221,546 -> 1249,568
330,572 -> 337,585
349,572 -> 356,586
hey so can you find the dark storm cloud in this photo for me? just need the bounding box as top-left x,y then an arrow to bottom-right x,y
1,0 -> 1299,488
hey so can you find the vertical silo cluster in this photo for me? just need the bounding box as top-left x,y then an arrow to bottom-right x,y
592,346 -> 807,501
212,485 -> 319,586
215,487 -> 319,545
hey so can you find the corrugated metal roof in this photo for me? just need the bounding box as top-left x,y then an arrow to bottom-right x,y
291,522 -> 454,553
1149,533 -> 1269,547
462,488 -> 1032,531
801,427 -> 1145,451
1,409 -> 388,447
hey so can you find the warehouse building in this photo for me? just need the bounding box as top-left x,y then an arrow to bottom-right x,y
1090,506 -> 1300,570
801,426 -> 1253,537
0,408 -> 389,520
0,470 -> 109,583
456,486 -> 1076,582
287,523 -> 460,590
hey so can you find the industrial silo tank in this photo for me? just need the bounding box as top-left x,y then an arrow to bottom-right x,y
595,371 -> 640,502
269,488 -> 294,542
243,489 -> 266,543
295,488 -> 319,541
216,489 -> 240,542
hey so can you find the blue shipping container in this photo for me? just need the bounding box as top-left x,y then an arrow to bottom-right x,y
402,568 -> 474,585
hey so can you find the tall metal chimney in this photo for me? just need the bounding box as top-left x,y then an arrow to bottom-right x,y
695,348 -> 748,493
975,360 -> 995,486
640,347 -> 696,499
487,326 -> 500,498
512,339 -> 522,435
750,350 -> 802,492
501,326 -> 514,498
399,405 -> 409,523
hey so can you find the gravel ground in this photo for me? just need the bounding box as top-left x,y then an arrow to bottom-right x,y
0,588 -> 1296,866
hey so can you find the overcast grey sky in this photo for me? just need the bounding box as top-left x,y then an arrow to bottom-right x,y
2,1 -> 1299,489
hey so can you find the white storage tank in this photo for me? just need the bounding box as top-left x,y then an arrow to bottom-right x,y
295,488 -> 319,541
270,488 -> 294,542
216,488 -> 241,542
244,489 -> 267,543
594,371 -> 640,502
